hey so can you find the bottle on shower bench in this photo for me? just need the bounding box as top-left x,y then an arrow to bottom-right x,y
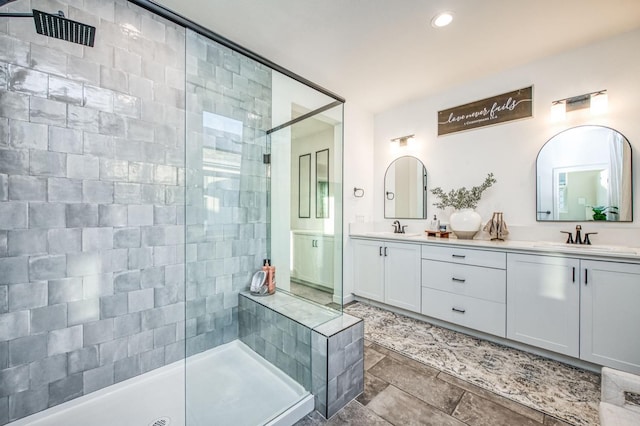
266,259 -> 276,294
262,259 -> 276,295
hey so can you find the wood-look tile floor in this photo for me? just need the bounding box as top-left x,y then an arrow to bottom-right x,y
295,340 -> 573,426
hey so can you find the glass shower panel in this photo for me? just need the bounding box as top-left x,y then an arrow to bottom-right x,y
268,103 -> 344,310
184,29 -> 275,425
271,69 -> 338,129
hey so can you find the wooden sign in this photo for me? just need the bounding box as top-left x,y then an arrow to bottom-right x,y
437,86 -> 533,136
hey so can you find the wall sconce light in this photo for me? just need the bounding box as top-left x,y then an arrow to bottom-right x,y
550,101 -> 566,122
590,90 -> 608,115
550,90 -> 608,121
390,134 -> 415,147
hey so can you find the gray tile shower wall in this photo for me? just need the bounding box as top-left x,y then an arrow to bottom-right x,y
0,1 -> 192,423
184,31 -> 271,357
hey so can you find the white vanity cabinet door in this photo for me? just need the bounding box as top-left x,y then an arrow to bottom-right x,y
580,260 -> 640,374
506,253 -> 580,357
384,242 -> 421,313
315,236 -> 335,288
292,234 -> 335,289
352,239 -> 385,302
292,234 -> 315,283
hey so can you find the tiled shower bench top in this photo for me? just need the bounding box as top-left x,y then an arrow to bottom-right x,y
239,291 -> 364,419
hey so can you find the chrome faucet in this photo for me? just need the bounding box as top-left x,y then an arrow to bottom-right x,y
561,225 -> 597,245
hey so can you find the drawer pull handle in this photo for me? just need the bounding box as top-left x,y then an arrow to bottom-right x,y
451,277 -> 466,283
452,254 -> 466,259
451,307 -> 466,314
379,246 -> 383,256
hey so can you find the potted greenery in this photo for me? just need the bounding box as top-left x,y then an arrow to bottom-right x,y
592,206 -> 618,221
431,173 -> 496,239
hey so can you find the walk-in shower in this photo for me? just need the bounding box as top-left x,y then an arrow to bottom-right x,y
0,0 -> 344,425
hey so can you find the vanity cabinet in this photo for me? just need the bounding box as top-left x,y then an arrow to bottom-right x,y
580,260 -> 640,374
351,234 -> 640,374
291,232 -> 334,289
508,254 -> 640,373
352,239 -> 421,313
506,254 -> 580,357
421,245 -> 507,337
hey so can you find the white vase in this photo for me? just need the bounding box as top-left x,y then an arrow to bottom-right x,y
449,208 -> 482,239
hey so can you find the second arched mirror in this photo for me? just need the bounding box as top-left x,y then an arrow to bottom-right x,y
536,125 -> 632,221
384,156 -> 427,219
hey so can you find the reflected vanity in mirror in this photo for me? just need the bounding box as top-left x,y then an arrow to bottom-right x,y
384,155 -> 428,219
316,149 -> 329,218
536,125 -> 632,221
298,154 -> 311,218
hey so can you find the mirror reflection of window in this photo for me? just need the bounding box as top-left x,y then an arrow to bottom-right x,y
316,149 -> 329,218
384,156 -> 427,219
537,125 -> 632,222
298,154 -> 311,218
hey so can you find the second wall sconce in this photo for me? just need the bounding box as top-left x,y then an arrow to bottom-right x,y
550,90 -> 607,121
390,134 -> 415,147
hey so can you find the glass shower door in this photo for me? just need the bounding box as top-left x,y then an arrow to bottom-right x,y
267,101 -> 344,310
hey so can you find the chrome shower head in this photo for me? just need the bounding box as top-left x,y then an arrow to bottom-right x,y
32,10 -> 96,47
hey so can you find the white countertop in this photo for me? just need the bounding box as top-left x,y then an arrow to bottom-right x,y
349,231 -> 640,261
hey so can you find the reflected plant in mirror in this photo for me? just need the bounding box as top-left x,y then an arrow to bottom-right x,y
384,156 -> 428,219
536,125 -> 632,221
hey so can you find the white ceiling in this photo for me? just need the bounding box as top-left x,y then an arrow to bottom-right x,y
155,0 -> 640,114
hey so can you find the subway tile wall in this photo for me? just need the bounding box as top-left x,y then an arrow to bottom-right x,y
0,0 -> 187,420
1,0 -> 270,424
183,30 -> 271,358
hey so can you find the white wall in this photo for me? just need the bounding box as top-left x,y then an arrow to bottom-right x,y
342,102 -> 375,300
370,28 -> 640,243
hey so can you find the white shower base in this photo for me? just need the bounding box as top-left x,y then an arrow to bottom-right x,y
10,340 -> 313,426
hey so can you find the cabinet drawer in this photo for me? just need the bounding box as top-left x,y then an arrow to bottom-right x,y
421,245 -> 506,269
421,287 -> 506,337
422,260 -> 506,303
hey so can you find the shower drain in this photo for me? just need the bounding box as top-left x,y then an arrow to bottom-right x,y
148,417 -> 170,426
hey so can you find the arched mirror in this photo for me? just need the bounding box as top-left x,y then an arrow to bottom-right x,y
536,125 -> 632,221
384,156 -> 427,219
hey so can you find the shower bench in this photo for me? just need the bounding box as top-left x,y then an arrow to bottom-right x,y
239,291 -> 364,419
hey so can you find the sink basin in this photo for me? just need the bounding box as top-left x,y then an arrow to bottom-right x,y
363,231 -> 423,238
532,242 -> 637,255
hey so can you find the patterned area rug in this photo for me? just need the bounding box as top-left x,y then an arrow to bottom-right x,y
345,302 -> 600,426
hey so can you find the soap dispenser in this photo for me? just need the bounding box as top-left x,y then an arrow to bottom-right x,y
430,215 -> 440,231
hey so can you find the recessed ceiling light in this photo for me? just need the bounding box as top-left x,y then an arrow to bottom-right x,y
431,12 -> 453,28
